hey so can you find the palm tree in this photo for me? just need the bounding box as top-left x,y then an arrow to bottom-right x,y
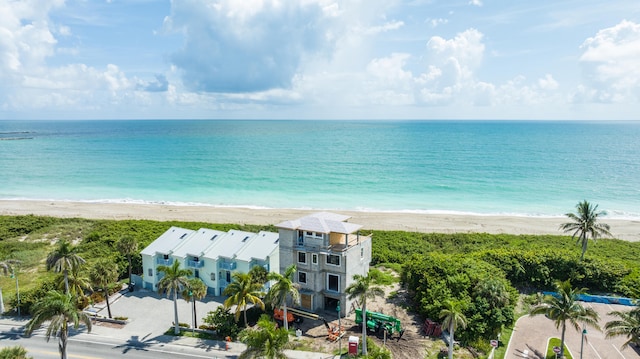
440,299 -> 468,359
238,314 -> 289,359
266,264 -> 300,331
46,240 -> 86,294
89,259 -> 119,319
605,307 -> 640,349
182,277 -> 208,328
157,261 -> 192,335
56,267 -> 91,299
560,200 -> 611,261
530,280 -> 600,358
345,272 -> 385,356
25,290 -> 92,359
249,265 -> 269,287
116,236 -> 138,286
224,272 -> 266,327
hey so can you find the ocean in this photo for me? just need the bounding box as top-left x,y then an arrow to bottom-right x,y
0,120 -> 638,219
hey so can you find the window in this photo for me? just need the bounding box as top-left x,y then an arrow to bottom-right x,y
210,272 -> 216,281
298,251 -> 307,264
361,247 -> 364,259
327,274 -> 340,292
326,254 -> 340,266
194,270 -> 199,278
226,271 -> 231,283
298,271 -> 307,284
148,268 -> 153,277
163,254 -> 169,260
312,253 -> 318,265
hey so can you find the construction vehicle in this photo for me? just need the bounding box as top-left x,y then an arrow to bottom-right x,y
355,309 -> 405,339
275,307 -> 345,342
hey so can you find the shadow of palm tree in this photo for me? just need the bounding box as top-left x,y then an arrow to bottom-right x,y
112,333 -> 154,354
0,326 -> 24,341
526,343 -> 545,358
193,338 -> 228,353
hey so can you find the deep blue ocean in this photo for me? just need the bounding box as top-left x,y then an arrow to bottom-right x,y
0,120 -> 638,218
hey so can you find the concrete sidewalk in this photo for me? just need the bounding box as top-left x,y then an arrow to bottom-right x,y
1,288 -> 332,359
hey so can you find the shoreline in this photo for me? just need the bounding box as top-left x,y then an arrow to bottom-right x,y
1,199 -> 639,241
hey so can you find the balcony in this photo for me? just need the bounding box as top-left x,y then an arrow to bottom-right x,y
156,257 -> 174,265
187,260 -> 204,268
219,262 -> 237,271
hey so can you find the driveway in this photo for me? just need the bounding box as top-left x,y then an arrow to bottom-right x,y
507,302 -> 640,359
89,287 -> 226,342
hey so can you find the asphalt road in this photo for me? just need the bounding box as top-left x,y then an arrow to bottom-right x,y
507,302 -> 640,359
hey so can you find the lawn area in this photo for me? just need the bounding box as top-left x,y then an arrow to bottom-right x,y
546,338 -> 573,359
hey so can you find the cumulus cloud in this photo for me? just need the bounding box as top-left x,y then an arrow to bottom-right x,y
577,20 -> 640,102
166,0 -> 338,93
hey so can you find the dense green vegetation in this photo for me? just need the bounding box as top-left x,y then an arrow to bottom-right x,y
1,214 -> 639,353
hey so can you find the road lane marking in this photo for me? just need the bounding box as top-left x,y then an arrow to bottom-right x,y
588,339 -> 602,359
611,343 -> 627,359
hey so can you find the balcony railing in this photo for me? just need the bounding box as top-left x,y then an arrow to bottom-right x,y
156,257 -> 174,265
219,262 -> 237,271
187,260 -> 204,268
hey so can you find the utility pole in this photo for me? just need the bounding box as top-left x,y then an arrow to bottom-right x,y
11,267 -> 20,316
337,301 -> 341,358
580,325 -> 587,359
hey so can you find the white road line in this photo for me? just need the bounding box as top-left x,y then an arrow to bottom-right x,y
611,343 -> 627,359
588,339 -> 603,359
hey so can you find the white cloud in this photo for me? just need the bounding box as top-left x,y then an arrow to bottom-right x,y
427,18 -> 448,28
166,0 -> 339,93
469,0 -> 482,7
361,20 -> 404,35
578,20 -> 640,102
538,74 -> 559,91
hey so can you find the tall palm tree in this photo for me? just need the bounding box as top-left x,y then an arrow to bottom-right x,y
182,277 -> 208,328
266,264 -> 300,331
25,290 -> 92,359
440,299 -> 468,359
560,200 -> 611,261
345,272 -> 385,356
238,314 -> 289,359
46,240 -> 86,294
89,259 -> 119,319
530,280 -> 600,358
116,236 -> 138,286
605,307 -> 640,349
56,267 -> 91,299
224,272 -> 266,327
157,261 -> 192,334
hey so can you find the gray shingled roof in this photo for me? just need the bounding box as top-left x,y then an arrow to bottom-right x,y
140,226 -> 195,256
275,212 -> 362,234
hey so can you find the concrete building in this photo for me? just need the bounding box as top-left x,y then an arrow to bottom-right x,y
275,212 -> 372,317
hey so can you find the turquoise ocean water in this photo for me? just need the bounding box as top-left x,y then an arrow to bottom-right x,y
0,120 -> 638,218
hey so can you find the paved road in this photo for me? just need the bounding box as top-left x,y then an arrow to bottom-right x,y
507,302 -> 640,359
1,288 -> 331,359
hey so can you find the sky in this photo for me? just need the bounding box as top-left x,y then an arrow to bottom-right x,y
0,0 -> 639,120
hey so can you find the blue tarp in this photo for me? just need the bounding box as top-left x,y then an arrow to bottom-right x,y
541,292 -> 638,306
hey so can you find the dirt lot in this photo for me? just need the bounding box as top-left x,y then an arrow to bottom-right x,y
290,282 -> 469,359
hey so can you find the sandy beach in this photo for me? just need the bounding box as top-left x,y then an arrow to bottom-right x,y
1,199 -> 638,241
